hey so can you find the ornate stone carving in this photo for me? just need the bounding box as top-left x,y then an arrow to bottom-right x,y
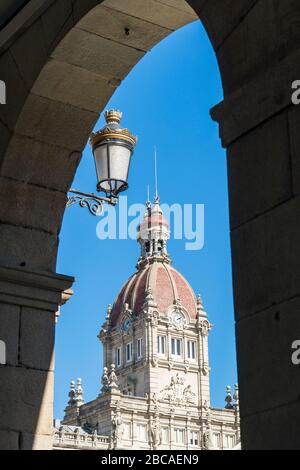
202,421 -> 212,450
169,299 -> 187,330
75,378 -> 84,406
197,319 -> 211,336
159,373 -> 196,407
150,412 -> 162,450
201,362 -> 210,376
151,357 -> 158,367
108,364 -> 119,390
145,287 -> 154,303
183,385 -> 196,405
100,367 -> 110,393
67,380 -> 77,407
233,383 -> 239,408
225,385 -> 234,409
202,399 -> 210,412
111,408 -> 123,449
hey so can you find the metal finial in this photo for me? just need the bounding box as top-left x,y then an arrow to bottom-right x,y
154,146 -> 159,202
146,184 -> 151,210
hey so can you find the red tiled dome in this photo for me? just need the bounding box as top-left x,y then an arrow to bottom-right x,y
111,261 -> 197,327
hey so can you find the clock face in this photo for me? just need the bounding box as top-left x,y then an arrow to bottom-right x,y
122,318 -> 131,332
170,311 -> 185,328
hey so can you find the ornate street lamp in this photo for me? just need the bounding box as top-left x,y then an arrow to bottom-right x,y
67,110 -> 137,216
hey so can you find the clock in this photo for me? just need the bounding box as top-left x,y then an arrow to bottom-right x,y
170,311 -> 185,329
122,318 -> 131,333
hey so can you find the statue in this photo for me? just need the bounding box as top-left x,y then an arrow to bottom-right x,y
150,413 -> 162,450
75,378 -> 84,406
67,380 -> 77,407
183,385 -> 196,404
108,364 -> 119,390
202,422 -> 212,450
225,385 -> 234,409
111,409 -> 123,449
101,367 -> 110,393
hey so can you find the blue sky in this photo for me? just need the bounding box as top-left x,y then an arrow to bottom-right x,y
55,19 -> 237,418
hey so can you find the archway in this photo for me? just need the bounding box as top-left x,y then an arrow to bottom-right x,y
0,0 -> 299,450
55,17 -> 237,438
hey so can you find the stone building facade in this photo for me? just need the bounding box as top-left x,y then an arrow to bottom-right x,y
55,198 -> 240,450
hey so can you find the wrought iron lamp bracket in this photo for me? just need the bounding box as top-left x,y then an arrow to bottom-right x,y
67,189 -> 117,216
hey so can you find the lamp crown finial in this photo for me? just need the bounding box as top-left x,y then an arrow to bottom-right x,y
104,109 -> 122,124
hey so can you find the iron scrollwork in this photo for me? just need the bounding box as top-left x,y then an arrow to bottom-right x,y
67,189 -> 117,216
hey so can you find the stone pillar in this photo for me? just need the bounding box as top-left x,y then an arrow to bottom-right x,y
0,266 -> 73,449
209,1 -> 300,446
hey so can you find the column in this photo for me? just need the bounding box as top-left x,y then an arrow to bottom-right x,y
0,265 -> 73,449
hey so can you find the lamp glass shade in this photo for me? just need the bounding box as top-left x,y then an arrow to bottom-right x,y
93,141 -> 132,196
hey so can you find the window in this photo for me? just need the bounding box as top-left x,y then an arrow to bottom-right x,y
123,422 -> 131,439
137,338 -> 143,359
161,427 -> 169,444
115,347 -> 121,367
171,338 -> 182,357
136,423 -> 147,441
225,434 -> 235,449
174,428 -> 184,444
187,340 -> 196,360
213,433 -> 221,448
126,342 -> 133,362
157,335 -> 166,355
189,431 -> 198,446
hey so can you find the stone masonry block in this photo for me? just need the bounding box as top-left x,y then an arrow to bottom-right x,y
77,4 -> 172,52
2,133 -> 81,192
200,0 -> 257,50
0,177 -> 66,235
0,50 -> 28,131
103,0 -> 197,30
20,307 -> 55,371
0,223 -> 58,271
236,296 -> 300,418
52,26 -> 144,81
160,0 -> 199,14
0,303 -> 20,367
288,105 -> 300,196
231,197 -> 300,320
0,429 -> 19,450
241,400 -> 300,450
32,59 -> 115,114
72,0 -> 100,23
0,366 -> 53,435
0,120 -> 11,166
15,93 -> 98,151
10,19 -> 47,90
217,0 -> 300,94
21,432 -> 53,450
227,111 -> 292,229
41,0 -> 74,51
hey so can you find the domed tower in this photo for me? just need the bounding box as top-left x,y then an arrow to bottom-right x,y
99,197 -> 212,408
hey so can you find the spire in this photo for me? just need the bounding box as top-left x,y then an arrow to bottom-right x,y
225,385 -> 234,409
154,146 -> 159,201
233,383 -> 239,408
75,378 -> 85,406
67,380 -> 77,407
137,197 -> 171,269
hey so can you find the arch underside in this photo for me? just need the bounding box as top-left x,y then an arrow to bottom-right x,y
0,0 -> 300,450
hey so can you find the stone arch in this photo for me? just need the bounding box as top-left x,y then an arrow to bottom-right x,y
0,0 -> 300,450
